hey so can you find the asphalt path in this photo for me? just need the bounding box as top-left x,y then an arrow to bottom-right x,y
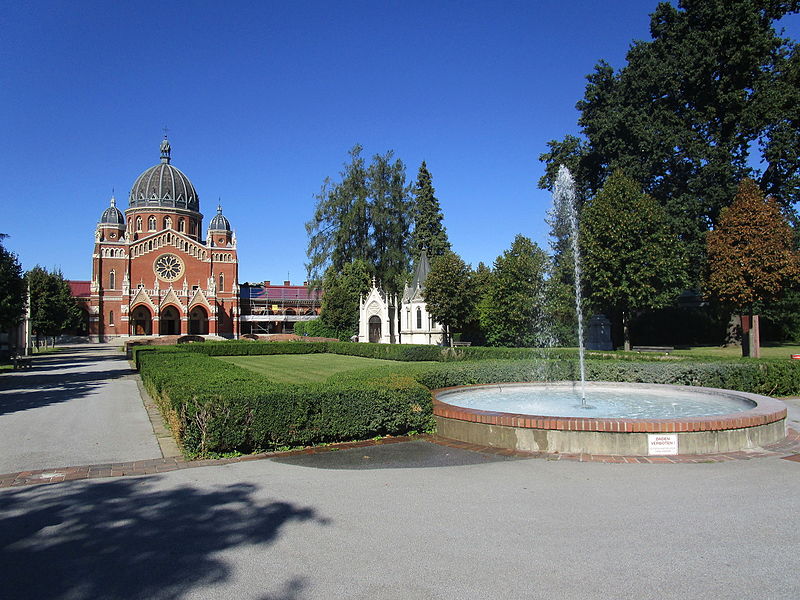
0,345 -> 161,473
0,440 -> 797,600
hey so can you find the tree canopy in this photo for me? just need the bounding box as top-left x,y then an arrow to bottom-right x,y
540,0 -> 800,282
478,235 -> 550,348
580,172 -> 689,350
26,266 -> 81,340
423,251 -> 475,344
319,259 -> 372,339
0,235 -> 26,332
410,161 -> 450,260
706,178 -> 799,311
306,145 -> 412,294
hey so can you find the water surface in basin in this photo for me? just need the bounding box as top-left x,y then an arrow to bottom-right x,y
438,385 -> 754,419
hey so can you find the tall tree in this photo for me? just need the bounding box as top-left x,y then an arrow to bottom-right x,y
423,251 -> 476,346
706,178 -> 800,356
368,151 -> 412,295
410,162 -> 450,260
306,145 -> 413,290
580,172 -> 689,351
306,145 -> 370,284
319,259 -> 372,339
478,235 -> 549,348
26,266 -> 81,344
540,0 -> 800,282
0,235 -> 26,333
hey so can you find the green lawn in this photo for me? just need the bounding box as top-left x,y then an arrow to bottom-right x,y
215,353 -> 415,384
672,343 -> 800,360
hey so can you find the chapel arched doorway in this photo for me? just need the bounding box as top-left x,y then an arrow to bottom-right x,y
131,306 -> 152,336
189,306 -> 209,335
159,306 -> 180,335
369,315 -> 382,343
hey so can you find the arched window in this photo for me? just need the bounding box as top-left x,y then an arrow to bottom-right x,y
164,216 -> 172,229
109,310 -> 114,325
109,270 -> 115,289
178,218 -> 185,233
218,272 -> 224,291
148,216 -> 156,230
190,221 -> 196,234
136,217 -> 142,232
416,307 -> 422,330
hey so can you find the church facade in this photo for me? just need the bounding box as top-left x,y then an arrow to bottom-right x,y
89,138 -> 240,342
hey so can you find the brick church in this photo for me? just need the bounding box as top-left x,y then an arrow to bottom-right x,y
89,137 -> 240,341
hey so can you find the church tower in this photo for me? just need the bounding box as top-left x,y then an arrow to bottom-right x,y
89,137 -> 240,341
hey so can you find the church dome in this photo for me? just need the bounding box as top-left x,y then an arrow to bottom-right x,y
208,204 -> 231,231
127,137 -> 199,212
100,197 -> 124,225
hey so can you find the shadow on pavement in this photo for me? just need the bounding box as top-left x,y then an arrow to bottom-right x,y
0,367 -> 135,416
0,478 -> 327,600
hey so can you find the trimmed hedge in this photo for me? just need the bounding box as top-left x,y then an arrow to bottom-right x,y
138,349 -> 433,457
413,358 -> 800,397
135,341 -> 800,458
137,339 -> 679,363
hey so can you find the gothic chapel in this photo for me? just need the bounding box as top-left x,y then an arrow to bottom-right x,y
89,137 -> 240,341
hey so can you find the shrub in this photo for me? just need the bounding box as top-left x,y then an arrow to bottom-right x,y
138,349 -> 433,456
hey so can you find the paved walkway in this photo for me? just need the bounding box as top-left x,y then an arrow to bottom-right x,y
0,441 -> 798,599
0,345 -> 162,473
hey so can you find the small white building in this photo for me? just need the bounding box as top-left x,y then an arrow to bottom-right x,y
358,250 -> 443,345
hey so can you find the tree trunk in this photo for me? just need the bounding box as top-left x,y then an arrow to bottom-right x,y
740,314 -> 761,358
622,310 -> 631,352
750,314 -> 761,358
724,314 -> 741,347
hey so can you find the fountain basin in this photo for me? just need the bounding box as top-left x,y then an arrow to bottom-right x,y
433,382 -> 787,456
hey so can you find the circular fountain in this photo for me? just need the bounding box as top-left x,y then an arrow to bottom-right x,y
433,382 -> 787,456
431,167 -> 788,456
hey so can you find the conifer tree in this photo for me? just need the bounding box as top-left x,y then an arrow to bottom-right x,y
305,145 -> 412,291
410,161 -> 450,260
368,151 -> 411,295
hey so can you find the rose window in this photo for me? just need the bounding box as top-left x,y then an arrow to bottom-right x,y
154,253 -> 185,282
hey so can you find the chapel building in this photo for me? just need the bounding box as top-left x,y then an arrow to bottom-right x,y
358,250 -> 443,345
89,137 -> 240,341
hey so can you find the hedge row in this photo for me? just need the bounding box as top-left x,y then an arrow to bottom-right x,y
137,349 -> 433,457
413,359 -> 800,397
144,339 -> 681,363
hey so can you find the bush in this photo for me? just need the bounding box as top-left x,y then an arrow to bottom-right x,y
294,319 -> 340,339
138,349 -> 433,457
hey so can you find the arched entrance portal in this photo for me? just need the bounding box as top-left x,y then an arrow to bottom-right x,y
131,306 -> 152,336
189,306 -> 209,335
368,315 -> 382,343
159,306 -> 180,335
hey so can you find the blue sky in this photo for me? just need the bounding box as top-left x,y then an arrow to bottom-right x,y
2,1 -> 798,284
